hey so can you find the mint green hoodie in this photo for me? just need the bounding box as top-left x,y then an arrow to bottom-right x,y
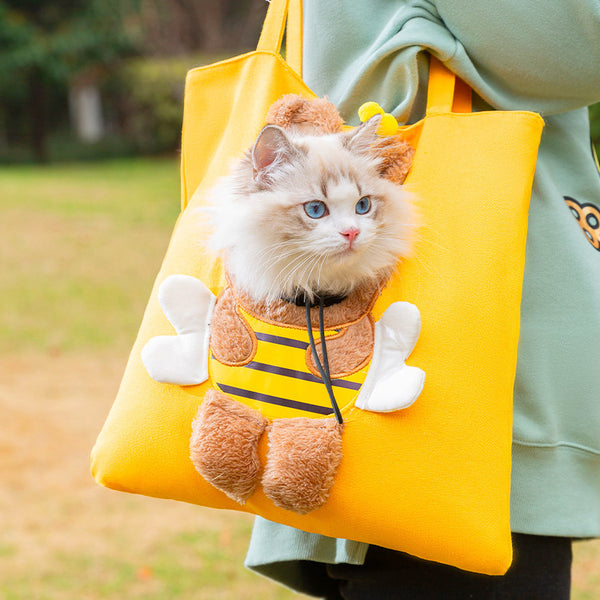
246,1 -> 600,592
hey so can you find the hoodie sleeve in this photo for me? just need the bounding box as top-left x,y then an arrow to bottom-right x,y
436,0 -> 600,114
303,0 -> 600,118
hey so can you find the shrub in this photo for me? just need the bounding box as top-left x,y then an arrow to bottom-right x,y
107,53 -> 230,155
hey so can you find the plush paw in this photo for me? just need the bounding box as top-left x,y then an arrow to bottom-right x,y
262,418 -> 343,514
141,274 -> 216,385
191,390 -> 268,503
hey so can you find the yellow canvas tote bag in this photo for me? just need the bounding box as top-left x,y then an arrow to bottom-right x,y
92,0 -> 544,575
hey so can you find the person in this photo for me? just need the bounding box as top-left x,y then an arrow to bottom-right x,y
244,1 -> 600,598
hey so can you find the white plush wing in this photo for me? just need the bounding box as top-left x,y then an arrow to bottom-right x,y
378,301 -> 422,356
355,301 -> 425,412
141,274 -> 216,385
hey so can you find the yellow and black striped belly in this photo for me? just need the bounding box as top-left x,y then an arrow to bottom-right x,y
209,308 -> 370,420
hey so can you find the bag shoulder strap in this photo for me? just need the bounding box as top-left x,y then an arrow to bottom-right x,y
427,56 -> 472,114
257,0 -> 303,76
258,8 -> 465,114
286,0 -> 303,77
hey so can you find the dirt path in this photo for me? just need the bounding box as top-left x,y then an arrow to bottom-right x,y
0,351 -> 253,577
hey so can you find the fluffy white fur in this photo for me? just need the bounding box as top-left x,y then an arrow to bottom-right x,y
207,121 -> 416,304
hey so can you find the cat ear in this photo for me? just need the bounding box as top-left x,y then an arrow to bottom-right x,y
251,125 -> 297,183
344,114 -> 382,154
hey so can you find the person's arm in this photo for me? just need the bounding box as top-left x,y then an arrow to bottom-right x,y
302,0 -> 600,118
436,0 -> 600,113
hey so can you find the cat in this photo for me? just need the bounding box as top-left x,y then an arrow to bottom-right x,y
206,114 -> 416,305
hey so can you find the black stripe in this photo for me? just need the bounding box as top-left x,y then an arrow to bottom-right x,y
216,383 -> 334,416
244,361 -> 362,391
255,332 -> 309,349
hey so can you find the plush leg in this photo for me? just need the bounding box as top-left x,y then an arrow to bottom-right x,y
262,418 -> 343,514
190,389 -> 268,504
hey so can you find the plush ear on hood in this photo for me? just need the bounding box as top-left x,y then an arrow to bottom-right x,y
266,94 -> 345,135
251,124 -> 298,184
346,115 -> 415,185
371,135 -> 415,184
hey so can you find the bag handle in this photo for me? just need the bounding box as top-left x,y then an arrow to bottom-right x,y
257,4 -> 469,113
427,56 -> 472,114
257,0 -> 303,76
286,0 -> 303,76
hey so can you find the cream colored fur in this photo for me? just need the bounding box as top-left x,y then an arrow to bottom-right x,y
206,101 -> 416,305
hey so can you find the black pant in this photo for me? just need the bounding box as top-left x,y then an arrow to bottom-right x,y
323,534 -> 572,600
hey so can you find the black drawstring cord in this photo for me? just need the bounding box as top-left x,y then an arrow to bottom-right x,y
305,298 -> 343,425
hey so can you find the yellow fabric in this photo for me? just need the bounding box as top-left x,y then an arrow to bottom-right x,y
91,0 -> 544,576
209,304 -> 369,421
180,0 -> 310,211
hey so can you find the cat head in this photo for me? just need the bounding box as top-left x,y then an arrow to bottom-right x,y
207,115 -> 416,304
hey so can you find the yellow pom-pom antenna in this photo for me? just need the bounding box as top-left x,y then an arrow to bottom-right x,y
358,101 -> 384,122
358,101 -> 398,136
378,113 -> 399,136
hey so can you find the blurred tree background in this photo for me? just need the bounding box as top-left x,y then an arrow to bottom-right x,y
0,0 -> 267,162
0,0 -> 599,164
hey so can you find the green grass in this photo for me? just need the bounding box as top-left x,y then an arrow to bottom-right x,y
0,504 -> 300,600
0,158 -> 181,225
0,157 -> 181,354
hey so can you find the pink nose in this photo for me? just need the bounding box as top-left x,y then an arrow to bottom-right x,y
341,228 -> 360,246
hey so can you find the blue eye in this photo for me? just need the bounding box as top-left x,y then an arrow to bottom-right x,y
304,201 -> 328,219
355,196 -> 371,215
